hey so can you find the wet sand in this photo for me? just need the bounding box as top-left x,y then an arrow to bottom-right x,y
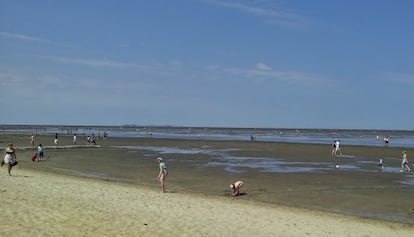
1,133 -> 414,234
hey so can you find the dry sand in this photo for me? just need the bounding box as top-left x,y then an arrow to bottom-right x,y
1,168 -> 413,237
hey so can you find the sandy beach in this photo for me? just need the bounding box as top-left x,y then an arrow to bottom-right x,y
1,133 -> 413,236
1,168 -> 413,237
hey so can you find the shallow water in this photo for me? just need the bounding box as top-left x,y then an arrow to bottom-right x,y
115,145 -> 414,188
3,125 -> 414,148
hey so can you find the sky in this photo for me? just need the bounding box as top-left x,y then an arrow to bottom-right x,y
1,0 -> 414,130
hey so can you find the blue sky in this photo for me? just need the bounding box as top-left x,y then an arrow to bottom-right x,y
1,0 -> 413,130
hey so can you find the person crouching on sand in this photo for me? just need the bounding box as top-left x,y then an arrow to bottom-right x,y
157,157 -> 168,193
230,181 -> 244,196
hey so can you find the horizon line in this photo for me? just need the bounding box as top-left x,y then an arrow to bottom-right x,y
0,124 -> 412,132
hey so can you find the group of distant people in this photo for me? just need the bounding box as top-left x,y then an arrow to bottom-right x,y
379,150 -> 412,173
2,131 -> 108,176
86,134 -> 97,145
1,142 -> 246,195
31,144 -> 44,162
29,134 -> 45,162
7,133 -> 412,197
332,139 -> 412,173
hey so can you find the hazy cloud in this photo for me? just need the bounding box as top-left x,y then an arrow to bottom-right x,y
256,62 -> 271,71
223,65 -> 332,85
201,0 -> 310,29
0,71 -> 26,87
386,73 -> 414,84
0,70 -> 68,89
0,31 -> 52,44
48,56 -> 159,71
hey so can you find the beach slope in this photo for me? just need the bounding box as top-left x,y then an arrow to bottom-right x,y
0,168 -> 412,237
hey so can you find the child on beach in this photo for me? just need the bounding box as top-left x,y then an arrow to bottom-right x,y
32,153 -> 38,162
157,157 -> 168,193
401,151 -> 411,173
230,181 -> 244,196
38,144 -> 44,161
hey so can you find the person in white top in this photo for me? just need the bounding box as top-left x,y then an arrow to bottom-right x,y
38,144 -> 44,161
334,140 -> 342,156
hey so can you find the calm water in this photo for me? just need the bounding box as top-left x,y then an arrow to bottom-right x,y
2,125 -> 414,148
115,145 -> 407,175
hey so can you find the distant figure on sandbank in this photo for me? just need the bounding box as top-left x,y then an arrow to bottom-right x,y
250,135 -> 256,141
401,150 -> 411,173
30,133 -> 36,146
54,133 -> 59,145
157,157 -> 168,193
331,140 -> 342,156
384,136 -> 390,145
230,181 -> 244,196
378,157 -> 384,172
73,133 -> 77,144
87,134 -> 97,145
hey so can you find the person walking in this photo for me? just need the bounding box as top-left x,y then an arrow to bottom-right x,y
401,150 -> 411,173
30,134 -> 36,146
334,140 -> 342,156
1,143 -> 18,176
157,157 -> 168,193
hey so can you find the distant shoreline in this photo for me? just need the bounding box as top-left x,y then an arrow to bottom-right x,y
1,124 -> 413,148
1,123 -> 413,132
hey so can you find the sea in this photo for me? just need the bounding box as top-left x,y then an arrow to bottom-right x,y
1,125 -> 414,148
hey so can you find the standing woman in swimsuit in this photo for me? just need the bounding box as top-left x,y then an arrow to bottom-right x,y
401,150 -> 411,172
157,157 -> 168,193
1,143 -> 18,176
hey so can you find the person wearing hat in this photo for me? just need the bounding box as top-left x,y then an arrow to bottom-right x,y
230,181 -> 244,196
157,157 -> 168,193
